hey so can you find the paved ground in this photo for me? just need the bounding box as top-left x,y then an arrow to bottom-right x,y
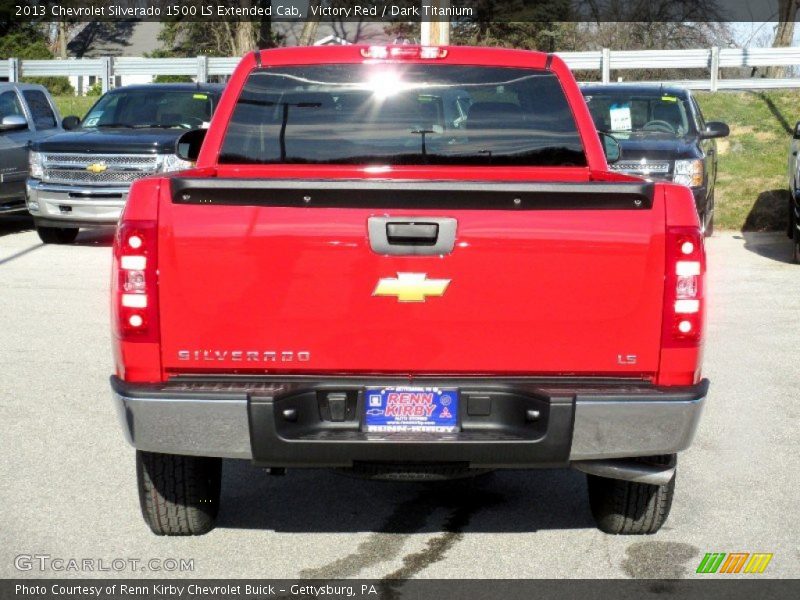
1,216 -> 798,579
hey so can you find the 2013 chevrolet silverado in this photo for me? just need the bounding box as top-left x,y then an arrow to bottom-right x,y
110,45 -> 708,536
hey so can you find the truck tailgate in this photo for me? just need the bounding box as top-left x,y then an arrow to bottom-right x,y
158,179 -> 665,376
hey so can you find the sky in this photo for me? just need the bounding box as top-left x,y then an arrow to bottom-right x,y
728,22 -> 796,47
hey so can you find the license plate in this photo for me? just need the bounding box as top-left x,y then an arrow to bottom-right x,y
364,387 -> 459,433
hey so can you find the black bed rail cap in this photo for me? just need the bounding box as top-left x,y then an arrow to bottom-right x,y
170,178 -> 655,211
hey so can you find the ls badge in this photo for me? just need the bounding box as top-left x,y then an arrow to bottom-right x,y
373,272 -> 450,302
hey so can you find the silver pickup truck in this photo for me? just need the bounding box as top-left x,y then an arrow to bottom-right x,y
0,83 -> 63,216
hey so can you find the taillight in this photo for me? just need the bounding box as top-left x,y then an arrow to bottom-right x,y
663,226 -> 705,347
112,220 -> 159,343
360,46 -> 448,60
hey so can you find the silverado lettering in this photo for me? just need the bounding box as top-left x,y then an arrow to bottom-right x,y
110,45 -> 708,537
177,350 -> 311,362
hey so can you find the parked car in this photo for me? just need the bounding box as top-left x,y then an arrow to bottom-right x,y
786,122 -> 800,262
111,46 -> 708,537
26,83 -> 224,244
0,83 -> 63,216
581,84 -> 729,236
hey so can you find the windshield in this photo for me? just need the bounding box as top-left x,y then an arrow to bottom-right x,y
219,64 -> 586,166
582,91 -> 695,138
82,89 -> 216,129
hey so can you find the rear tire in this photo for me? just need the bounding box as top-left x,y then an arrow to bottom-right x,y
136,451 -> 222,536
586,454 -> 676,535
36,226 -> 79,244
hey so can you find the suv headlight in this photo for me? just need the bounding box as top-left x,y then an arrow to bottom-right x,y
159,154 -> 193,173
673,159 -> 704,188
29,151 -> 44,179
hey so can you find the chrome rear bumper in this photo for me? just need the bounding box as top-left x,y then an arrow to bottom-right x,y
110,376 -> 707,465
569,392 -> 705,460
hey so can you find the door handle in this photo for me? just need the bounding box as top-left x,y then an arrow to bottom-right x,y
386,222 -> 439,246
368,216 -> 457,256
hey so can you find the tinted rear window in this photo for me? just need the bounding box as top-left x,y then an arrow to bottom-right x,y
219,65 -> 586,167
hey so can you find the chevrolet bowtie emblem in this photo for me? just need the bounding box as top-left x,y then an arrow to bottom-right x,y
373,272 -> 450,302
86,162 -> 107,174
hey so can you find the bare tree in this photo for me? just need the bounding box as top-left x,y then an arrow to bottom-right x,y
766,0 -> 799,78
299,0 -> 321,46
158,0 -> 279,58
50,20 -> 84,58
329,20 -> 369,43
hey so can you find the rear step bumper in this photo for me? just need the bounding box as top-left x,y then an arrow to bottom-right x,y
110,376 -> 708,469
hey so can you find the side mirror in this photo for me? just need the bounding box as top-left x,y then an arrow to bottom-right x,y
0,115 -> 28,132
701,121 -> 730,139
599,132 -> 621,164
175,128 -> 207,162
794,121 -> 800,140
62,115 -> 81,131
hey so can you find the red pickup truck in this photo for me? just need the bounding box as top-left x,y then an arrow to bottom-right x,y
110,45 -> 708,536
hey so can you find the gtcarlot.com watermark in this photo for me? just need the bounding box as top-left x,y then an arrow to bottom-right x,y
14,554 -> 194,573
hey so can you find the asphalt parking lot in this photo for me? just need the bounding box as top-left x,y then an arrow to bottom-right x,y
1,215 -> 798,579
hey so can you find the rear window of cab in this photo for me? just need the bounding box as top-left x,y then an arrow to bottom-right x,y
219,64 -> 587,167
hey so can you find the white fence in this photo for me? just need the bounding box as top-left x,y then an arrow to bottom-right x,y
7,46 -> 800,93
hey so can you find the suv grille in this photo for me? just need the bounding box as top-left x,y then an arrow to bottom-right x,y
610,160 -> 671,179
41,153 -> 159,186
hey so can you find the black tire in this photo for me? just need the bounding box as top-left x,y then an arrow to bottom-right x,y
36,226 -> 79,244
791,199 -> 800,264
586,454 -> 676,535
703,211 -> 714,238
793,226 -> 800,264
136,451 -> 222,536
702,191 -> 715,238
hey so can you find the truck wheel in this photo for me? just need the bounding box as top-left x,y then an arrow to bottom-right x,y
36,226 -> 79,244
136,451 -> 222,536
586,454 -> 676,535
703,212 -> 714,238
792,206 -> 800,263
701,190 -> 715,237
793,227 -> 800,264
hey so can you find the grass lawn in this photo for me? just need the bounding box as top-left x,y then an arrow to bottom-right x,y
53,96 -> 97,120
52,90 -> 796,232
696,90 -> 797,232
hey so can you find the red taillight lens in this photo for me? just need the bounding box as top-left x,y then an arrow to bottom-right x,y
112,220 -> 159,343
663,227 -> 705,347
360,46 -> 448,60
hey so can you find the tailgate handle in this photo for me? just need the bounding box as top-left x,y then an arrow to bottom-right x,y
368,216 -> 457,256
386,222 -> 439,246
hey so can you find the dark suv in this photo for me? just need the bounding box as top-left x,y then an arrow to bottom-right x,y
26,83 -> 224,244
581,84 -> 728,236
